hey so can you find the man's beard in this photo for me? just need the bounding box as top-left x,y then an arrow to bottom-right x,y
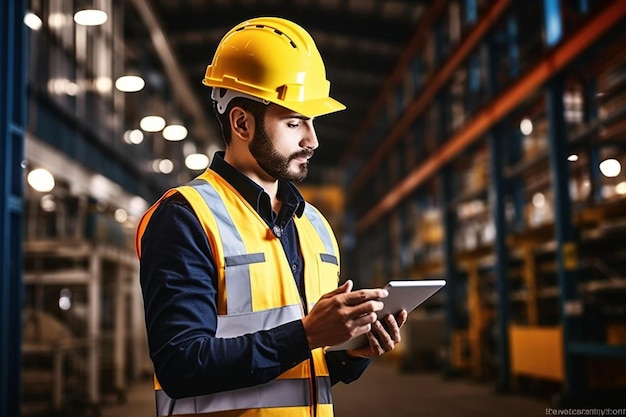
249,124 -> 313,183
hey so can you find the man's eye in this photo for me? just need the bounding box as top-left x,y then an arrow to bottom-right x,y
287,122 -> 300,128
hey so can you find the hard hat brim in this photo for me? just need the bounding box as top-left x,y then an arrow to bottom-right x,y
284,96 -> 346,118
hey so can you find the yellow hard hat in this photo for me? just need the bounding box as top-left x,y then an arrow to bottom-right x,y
203,17 -> 345,118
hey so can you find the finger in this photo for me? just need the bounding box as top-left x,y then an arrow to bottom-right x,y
343,288 -> 388,306
384,314 -> 402,343
348,300 -> 385,317
372,320 -> 395,350
396,309 -> 408,327
365,330 -> 384,356
352,311 -> 378,327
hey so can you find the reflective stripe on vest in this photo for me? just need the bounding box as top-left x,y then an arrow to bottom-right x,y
216,303 -> 302,338
156,376 -> 332,416
301,204 -> 338,313
188,178 -> 253,314
302,204 -> 338,266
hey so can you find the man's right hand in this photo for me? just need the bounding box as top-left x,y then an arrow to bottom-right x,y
301,280 -> 388,349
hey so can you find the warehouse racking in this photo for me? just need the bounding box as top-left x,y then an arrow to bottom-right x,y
342,0 -> 626,405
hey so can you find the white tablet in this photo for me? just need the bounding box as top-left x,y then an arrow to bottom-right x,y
327,279 -> 446,351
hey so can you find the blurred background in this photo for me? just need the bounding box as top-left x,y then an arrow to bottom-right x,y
2,0 -> 626,416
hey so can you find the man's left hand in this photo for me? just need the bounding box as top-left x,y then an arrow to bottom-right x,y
346,309 -> 408,358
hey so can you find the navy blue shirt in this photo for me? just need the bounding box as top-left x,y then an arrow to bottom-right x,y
139,151 -> 369,399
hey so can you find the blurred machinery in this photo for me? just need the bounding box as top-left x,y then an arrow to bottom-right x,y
21,188 -> 148,415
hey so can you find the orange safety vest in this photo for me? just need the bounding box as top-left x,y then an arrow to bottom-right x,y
136,169 -> 340,417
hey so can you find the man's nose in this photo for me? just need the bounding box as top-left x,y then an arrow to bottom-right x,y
302,123 -> 319,150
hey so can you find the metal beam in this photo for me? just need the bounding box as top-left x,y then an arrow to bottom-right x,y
356,0 -> 626,233
340,0 -> 448,166
348,0 -> 511,199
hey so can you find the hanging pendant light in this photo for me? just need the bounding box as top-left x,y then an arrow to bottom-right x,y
115,75 -> 145,92
163,124 -> 188,141
140,115 -> 166,132
74,8 -> 108,26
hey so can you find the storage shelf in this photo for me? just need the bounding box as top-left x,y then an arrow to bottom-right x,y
24,270 -> 91,284
23,238 -> 142,412
568,343 -> 626,358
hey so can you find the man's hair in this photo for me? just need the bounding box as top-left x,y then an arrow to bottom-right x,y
212,98 -> 268,146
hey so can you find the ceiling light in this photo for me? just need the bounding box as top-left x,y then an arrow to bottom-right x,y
59,289 -> 72,311
599,158 -> 621,178
140,115 -> 166,132
64,81 -> 80,96
567,154 -> 579,162
40,195 -> 56,212
115,75 -> 145,92
158,159 -> 174,174
163,124 -> 188,141
114,208 -> 128,223
520,118 -> 533,135
185,153 -> 209,170
73,9 -> 108,26
48,13 -> 68,29
152,159 -> 174,174
123,129 -> 144,144
129,196 -> 148,217
531,192 -> 546,208
94,77 -> 112,93
24,12 -> 42,30
27,168 -> 55,192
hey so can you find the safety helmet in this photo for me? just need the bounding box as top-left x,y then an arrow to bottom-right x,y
203,17 -> 345,118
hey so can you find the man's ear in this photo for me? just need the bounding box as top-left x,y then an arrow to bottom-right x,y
229,107 -> 251,141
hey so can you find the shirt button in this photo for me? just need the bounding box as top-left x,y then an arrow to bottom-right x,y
292,264 -> 297,271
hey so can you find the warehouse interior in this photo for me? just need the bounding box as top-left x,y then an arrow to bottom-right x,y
2,0 -> 626,416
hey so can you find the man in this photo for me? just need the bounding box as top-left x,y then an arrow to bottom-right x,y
136,17 -> 407,417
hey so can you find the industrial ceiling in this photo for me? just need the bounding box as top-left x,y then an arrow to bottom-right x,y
123,0 -> 429,185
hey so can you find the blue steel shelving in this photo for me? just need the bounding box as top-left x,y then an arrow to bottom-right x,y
0,1 -> 27,417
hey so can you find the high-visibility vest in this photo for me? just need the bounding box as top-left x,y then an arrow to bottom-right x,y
136,169 -> 341,417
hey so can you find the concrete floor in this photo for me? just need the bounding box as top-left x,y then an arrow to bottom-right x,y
101,360 -> 549,417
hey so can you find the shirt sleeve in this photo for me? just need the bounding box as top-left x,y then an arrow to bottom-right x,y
325,351 -> 371,385
139,195 -> 312,399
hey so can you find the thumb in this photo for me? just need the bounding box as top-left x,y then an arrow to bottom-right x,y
322,279 -> 353,298
339,279 -> 353,293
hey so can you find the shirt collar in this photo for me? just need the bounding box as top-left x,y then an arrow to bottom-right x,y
209,151 -> 306,221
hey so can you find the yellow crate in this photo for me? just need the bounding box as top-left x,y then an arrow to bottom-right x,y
450,330 -> 470,370
509,325 -> 564,382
